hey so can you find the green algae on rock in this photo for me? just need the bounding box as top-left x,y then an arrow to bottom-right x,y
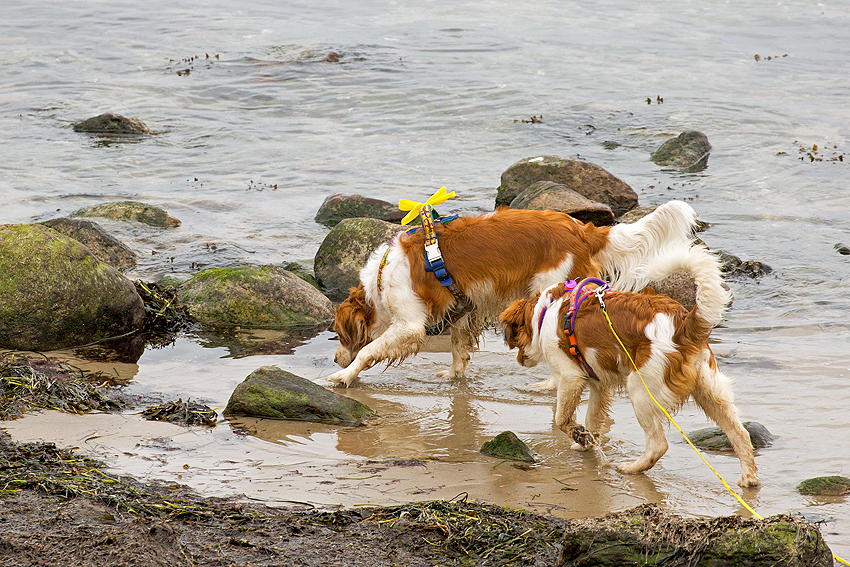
177,265 -> 334,330
797,476 -> 850,497
41,217 -> 137,271
224,366 -> 373,425
0,224 -> 145,352
71,200 -> 181,228
480,431 -> 535,462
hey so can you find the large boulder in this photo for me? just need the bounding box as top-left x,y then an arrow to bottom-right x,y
41,217 -> 136,272
71,201 -> 180,228
178,265 -> 334,330
509,181 -> 615,226
314,217 -> 401,300
73,113 -> 150,135
650,130 -> 712,172
559,504 -> 833,566
496,156 -> 638,216
0,224 -> 145,351
315,194 -> 406,228
224,366 -> 374,425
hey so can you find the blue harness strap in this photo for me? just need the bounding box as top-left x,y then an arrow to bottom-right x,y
418,204 -> 466,300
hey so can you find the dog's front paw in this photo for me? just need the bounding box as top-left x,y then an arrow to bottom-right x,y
569,425 -> 595,451
327,369 -> 359,388
435,368 -> 463,380
616,461 -> 647,475
529,375 -> 557,392
738,472 -> 760,488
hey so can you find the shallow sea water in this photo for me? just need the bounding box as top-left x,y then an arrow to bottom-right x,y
2,0 -> 849,558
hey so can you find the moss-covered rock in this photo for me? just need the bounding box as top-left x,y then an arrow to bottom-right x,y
0,224 -> 145,352
41,217 -> 136,271
688,421 -> 774,451
480,431 -> 535,462
223,366 -> 374,425
797,475 -> 850,496
177,265 -> 333,330
650,130 -> 712,172
509,181 -> 615,226
314,217 -> 400,301
71,201 -> 180,228
560,504 -> 833,566
314,193 -> 406,228
73,113 -> 150,135
496,155 -> 638,216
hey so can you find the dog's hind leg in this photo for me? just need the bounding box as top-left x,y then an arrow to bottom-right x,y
327,322 -> 427,387
437,314 -> 477,379
691,363 -> 759,487
619,370 -> 670,474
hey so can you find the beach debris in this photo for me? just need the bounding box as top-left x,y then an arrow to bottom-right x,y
142,398 -> 218,427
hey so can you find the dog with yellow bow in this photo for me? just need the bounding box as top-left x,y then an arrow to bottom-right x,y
328,188 -> 701,387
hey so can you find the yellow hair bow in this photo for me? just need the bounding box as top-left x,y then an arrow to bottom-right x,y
399,186 -> 456,225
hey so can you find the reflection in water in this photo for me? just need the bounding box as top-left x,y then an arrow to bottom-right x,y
192,325 -> 329,358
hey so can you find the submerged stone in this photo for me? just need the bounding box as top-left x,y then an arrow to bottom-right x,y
0,224 -> 145,352
73,113 -> 150,135
688,421 -> 774,451
71,201 -> 180,228
178,265 -> 334,330
509,181 -> 615,226
223,366 -> 374,426
314,217 -> 400,301
480,431 -> 535,462
650,130 -> 712,172
496,155 -> 638,216
797,476 -> 850,497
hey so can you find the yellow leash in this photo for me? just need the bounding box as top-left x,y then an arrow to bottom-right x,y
599,306 -> 850,566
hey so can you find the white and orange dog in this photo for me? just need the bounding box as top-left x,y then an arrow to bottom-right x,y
328,201 -> 700,388
499,245 -> 759,487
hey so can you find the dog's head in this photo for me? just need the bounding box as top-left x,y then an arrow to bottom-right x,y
499,295 -> 542,367
333,283 -> 376,368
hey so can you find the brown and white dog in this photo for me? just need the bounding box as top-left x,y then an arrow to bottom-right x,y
498,245 -> 759,487
328,201 -> 700,388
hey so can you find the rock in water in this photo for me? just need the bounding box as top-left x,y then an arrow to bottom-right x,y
480,431 -> 535,462
224,366 -> 373,426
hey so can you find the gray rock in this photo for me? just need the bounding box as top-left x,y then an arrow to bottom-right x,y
496,155 -> 638,216
0,224 -> 145,351
71,201 -> 180,228
797,476 -> 850,497
716,250 -> 772,278
314,217 -> 401,301
649,269 -> 698,311
560,504 -> 833,566
509,181 -> 615,226
41,217 -> 136,272
480,431 -> 535,462
315,194 -> 406,228
178,265 -> 334,330
73,113 -> 150,135
650,130 -> 712,172
223,365 -> 374,425
687,421 -> 774,451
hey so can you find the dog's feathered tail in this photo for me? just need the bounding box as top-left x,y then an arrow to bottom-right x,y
597,201 -> 698,292
637,243 -> 732,346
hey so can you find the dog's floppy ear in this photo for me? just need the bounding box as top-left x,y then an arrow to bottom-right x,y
334,284 -> 375,353
499,297 -> 536,351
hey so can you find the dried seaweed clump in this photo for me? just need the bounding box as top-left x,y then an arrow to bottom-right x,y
0,433 -> 254,520
142,398 -> 218,427
365,496 -> 564,565
0,355 -> 124,420
134,280 -> 198,347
